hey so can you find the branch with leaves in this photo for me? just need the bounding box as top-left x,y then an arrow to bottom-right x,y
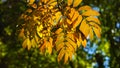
18,0 -> 101,64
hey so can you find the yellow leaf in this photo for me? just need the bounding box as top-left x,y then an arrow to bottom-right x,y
82,10 -> 100,16
55,28 -> 63,34
86,16 -> 101,25
69,52 -> 73,60
49,1 -> 57,6
93,27 -> 101,38
73,15 -> 82,28
47,0 -> 56,4
65,42 -> 74,52
28,0 -> 35,4
31,38 -> 37,48
73,0 -> 82,7
78,5 -> 92,11
22,38 -> 31,50
89,28 -> 94,40
64,52 -> 69,64
67,33 -> 75,41
49,37 -> 53,47
66,38 -> 77,50
76,39 -> 81,47
40,40 -> 46,53
56,43 -> 64,51
55,11 -> 62,23
57,48 -> 65,62
79,20 -> 90,38
89,22 -> 101,31
46,41 -> 52,54
82,39 -> 86,47
67,0 -> 73,6
72,11 -> 79,22
26,9 -> 32,13
69,8 -> 75,19
67,18 -> 72,24
27,38 -> 31,50
19,28 -> 25,38
22,39 -> 27,48
55,35 -> 64,46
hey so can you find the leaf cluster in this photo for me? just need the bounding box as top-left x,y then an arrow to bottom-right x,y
19,0 -> 101,63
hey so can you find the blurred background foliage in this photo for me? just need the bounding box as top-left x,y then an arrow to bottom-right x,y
0,0 -> 120,68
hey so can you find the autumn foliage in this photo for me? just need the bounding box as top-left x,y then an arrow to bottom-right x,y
19,0 -> 101,63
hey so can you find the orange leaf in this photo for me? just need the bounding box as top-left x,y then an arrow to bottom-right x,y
82,10 -> 100,16
73,15 -> 82,28
89,28 -> 94,40
64,52 -> 69,64
78,5 -> 92,11
69,8 -> 75,19
46,42 -> 52,54
55,28 -> 63,34
73,0 -> 82,7
56,43 -> 64,51
67,0 -> 73,6
28,0 -> 35,4
66,38 -> 77,50
86,16 -> 101,25
57,48 -> 65,62
82,39 -> 87,47
79,20 -> 90,38
67,18 -> 72,24
93,27 -> 101,38
72,11 -> 79,22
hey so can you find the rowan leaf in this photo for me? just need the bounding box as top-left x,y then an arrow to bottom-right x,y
57,48 -> 65,62
67,0 -> 73,6
82,10 -> 100,16
28,0 -> 35,5
89,28 -> 94,40
78,5 -> 92,11
82,39 -> 87,47
68,8 -> 75,19
64,52 -> 69,64
72,11 -> 79,22
79,20 -> 90,38
55,28 -> 63,34
46,41 -> 52,54
73,15 -> 82,28
22,38 -> 31,50
86,16 -> 101,25
66,38 -> 77,51
67,18 -> 72,24
31,38 -> 37,48
93,27 -> 101,38
73,0 -> 82,7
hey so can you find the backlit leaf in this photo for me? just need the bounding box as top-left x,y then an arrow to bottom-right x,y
78,5 -> 92,11
67,18 -> 72,24
73,0 -> 82,7
89,28 -> 94,40
67,0 -> 73,6
73,15 -> 82,28
86,16 -> 101,25
55,28 -> 63,34
68,8 -> 75,19
82,39 -> 86,47
79,20 -> 90,38
58,48 -> 65,62
66,38 -> 77,50
72,11 -> 79,22
93,27 -> 101,38
82,10 -> 100,16
64,52 -> 69,64
28,0 -> 35,4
